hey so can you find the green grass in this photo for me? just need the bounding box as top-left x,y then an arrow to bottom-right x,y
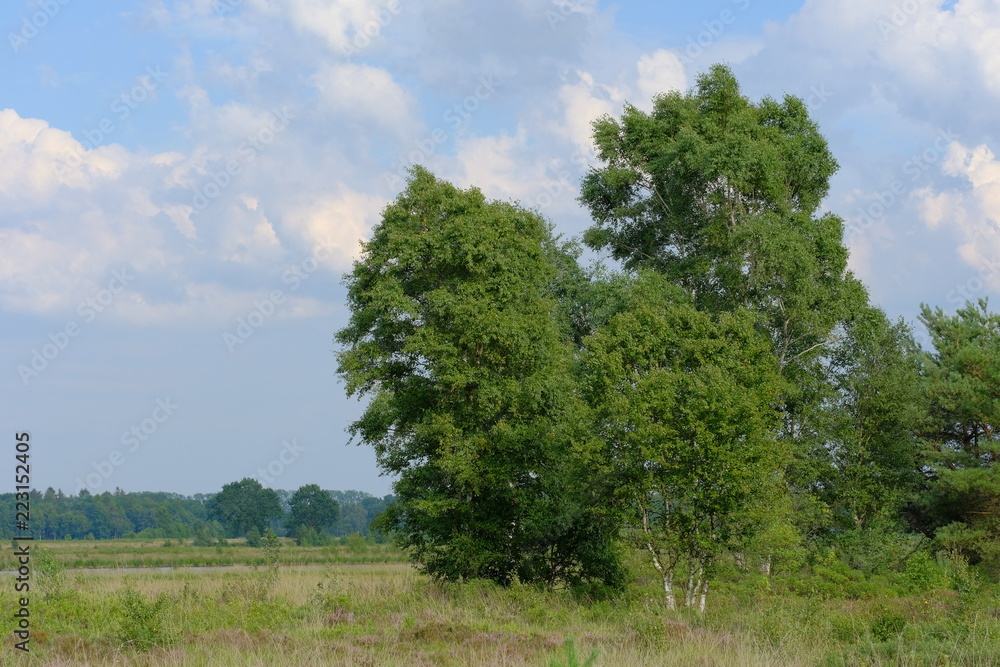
0,537 -> 404,570
1,542 -> 998,665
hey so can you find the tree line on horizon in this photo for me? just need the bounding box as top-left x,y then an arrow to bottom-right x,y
0,484 -> 395,543
335,64 -> 1000,611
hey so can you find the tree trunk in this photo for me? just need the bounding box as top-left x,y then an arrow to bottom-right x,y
662,567 -> 676,611
640,502 -> 676,610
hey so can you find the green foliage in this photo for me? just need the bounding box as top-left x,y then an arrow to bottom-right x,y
336,166 -> 622,588
33,544 -> 67,597
342,532 -> 368,554
578,63 -> 872,557
285,484 -> 339,535
916,299 -> 1000,567
222,528 -> 283,604
812,308 -> 923,534
902,550 -> 950,593
114,586 -> 168,650
192,526 -> 215,547
308,570 -> 352,615
579,64 -> 865,377
549,636 -> 598,667
581,271 -> 784,608
870,610 -> 907,642
245,525 -> 262,548
262,528 -> 280,565
787,557 -> 883,600
820,522 -> 918,575
295,525 -> 334,546
206,478 -> 283,538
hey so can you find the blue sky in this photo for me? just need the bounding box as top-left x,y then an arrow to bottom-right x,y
2,0 -> 997,497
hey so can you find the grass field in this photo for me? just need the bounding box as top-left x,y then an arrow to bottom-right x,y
2,540 -> 1000,665
0,536 -> 402,570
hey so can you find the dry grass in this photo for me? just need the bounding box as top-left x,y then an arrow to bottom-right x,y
1,543 -> 998,665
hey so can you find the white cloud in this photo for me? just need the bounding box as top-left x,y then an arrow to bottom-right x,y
915,141 -> 1000,279
313,63 -> 418,137
555,72 -> 624,157
635,49 -> 687,110
442,127 -> 578,215
277,0 -> 392,54
282,188 -> 387,269
0,107 -> 380,323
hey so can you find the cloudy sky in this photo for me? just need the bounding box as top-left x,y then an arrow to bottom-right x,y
1,0 -> 996,498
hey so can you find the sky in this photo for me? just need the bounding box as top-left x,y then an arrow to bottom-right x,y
1,0 -> 997,498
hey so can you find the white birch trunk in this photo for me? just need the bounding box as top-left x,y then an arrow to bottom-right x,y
640,502 -> 676,611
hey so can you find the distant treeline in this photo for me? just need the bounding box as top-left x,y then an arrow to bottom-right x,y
0,488 -> 394,540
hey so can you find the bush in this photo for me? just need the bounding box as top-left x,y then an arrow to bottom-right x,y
344,532 -> 368,554
902,550 -> 950,593
192,526 -> 215,547
115,587 -> 168,650
246,526 -> 262,548
870,610 -> 907,642
295,525 -> 334,546
33,545 -> 67,597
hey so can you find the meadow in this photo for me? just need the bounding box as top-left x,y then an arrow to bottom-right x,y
2,539 -> 1000,665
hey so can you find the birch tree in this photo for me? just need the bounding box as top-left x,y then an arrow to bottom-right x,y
582,272 -> 783,611
578,63 -> 870,544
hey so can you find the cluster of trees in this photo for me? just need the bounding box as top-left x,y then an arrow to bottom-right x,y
336,64 -> 1000,610
0,484 -> 395,542
207,480 -> 344,545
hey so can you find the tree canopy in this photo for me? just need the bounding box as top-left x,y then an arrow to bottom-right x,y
285,484 -> 340,534
331,64 -> 1000,608
206,478 -> 283,538
336,166 -> 622,587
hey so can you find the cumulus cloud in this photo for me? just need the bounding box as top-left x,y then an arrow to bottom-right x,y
282,188 -> 387,269
279,0 -> 395,54
915,142 -> 1000,275
635,49 -> 687,109
0,106 -> 385,324
313,63 -> 418,137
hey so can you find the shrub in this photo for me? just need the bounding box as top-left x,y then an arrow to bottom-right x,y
33,545 -> 67,598
870,611 -> 907,642
115,587 -> 168,650
902,551 -> 949,593
192,526 -> 214,547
